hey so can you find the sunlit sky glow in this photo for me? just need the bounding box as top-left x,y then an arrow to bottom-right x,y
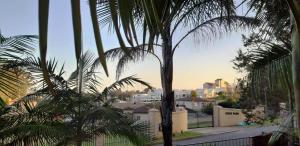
0,0 -> 249,90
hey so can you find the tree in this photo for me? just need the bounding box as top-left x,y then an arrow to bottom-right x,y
190,90 -> 197,102
97,1 -> 257,145
233,30 -> 293,112
38,0 -> 129,96
245,0 -> 300,142
0,31 -> 37,103
0,52 -> 152,146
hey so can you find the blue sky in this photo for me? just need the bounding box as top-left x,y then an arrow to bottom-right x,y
0,0 -> 248,90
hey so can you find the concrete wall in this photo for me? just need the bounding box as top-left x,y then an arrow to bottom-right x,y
173,109 -> 188,133
149,108 -> 188,138
214,106 -> 245,127
95,108 -> 188,145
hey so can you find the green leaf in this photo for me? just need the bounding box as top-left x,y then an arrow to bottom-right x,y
71,0 -> 82,62
89,0 -> 109,76
38,0 -> 56,96
108,0 -> 130,54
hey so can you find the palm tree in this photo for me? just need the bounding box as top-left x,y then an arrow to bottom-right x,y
0,51 -> 152,146
0,31 -> 37,103
233,29 -> 293,109
244,0 -> 300,142
38,0 -> 124,96
95,1 -> 257,145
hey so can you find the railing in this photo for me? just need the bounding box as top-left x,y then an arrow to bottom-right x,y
177,137 -> 253,146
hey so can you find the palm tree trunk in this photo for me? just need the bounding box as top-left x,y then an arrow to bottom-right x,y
289,0 -> 300,142
160,26 -> 174,146
293,27 -> 300,144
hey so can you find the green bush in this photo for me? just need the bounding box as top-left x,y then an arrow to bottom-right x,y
218,98 -> 241,109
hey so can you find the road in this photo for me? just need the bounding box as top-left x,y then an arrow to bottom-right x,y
156,125 -> 278,146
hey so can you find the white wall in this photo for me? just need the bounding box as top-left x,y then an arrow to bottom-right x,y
213,106 -> 245,127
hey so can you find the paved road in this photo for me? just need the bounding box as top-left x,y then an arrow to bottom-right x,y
156,126 -> 278,146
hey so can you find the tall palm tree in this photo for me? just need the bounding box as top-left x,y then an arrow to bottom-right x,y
0,31 -> 37,103
95,1 -> 257,145
0,51 -> 152,146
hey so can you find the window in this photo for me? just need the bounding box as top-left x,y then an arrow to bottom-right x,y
136,115 -> 141,120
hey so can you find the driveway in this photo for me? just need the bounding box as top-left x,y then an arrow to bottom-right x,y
156,125 -> 278,146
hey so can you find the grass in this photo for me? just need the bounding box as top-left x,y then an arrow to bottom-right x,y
152,131 -> 202,144
188,121 -> 213,129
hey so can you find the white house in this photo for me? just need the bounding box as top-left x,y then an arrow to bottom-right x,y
131,89 -> 193,103
174,89 -> 191,99
132,105 -> 151,121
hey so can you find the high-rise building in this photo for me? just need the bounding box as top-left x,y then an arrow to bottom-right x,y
215,78 -> 228,88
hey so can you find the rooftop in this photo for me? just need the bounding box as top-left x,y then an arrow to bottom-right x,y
112,102 -> 145,110
176,97 -> 214,102
133,105 -> 152,113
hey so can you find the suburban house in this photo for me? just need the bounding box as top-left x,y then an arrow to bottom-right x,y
132,105 -> 152,121
112,101 -> 188,138
111,102 -> 145,119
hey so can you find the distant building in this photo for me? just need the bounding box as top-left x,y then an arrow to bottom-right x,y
201,79 -> 233,98
203,88 -> 217,98
148,88 -> 163,100
203,82 -> 215,89
174,89 -> 191,99
132,94 -> 153,103
215,78 -> 228,88
195,89 -> 204,98
131,88 -> 192,103
176,97 -> 214,110
133,105 -> 152,121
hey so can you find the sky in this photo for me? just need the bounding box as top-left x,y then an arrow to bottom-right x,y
0,0 -> 248,90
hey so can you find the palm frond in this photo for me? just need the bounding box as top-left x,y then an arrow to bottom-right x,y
68,51 -> 102,93
103,45 -> 159,79
246,0 -> 290,39
173,15 -> 259,51
268,113 -> 294,146
89,0 -> 109,76
0,33 -> 37,60
82,106 -> 148,146
101,75 -> 152,100
0,32 -> 37,102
